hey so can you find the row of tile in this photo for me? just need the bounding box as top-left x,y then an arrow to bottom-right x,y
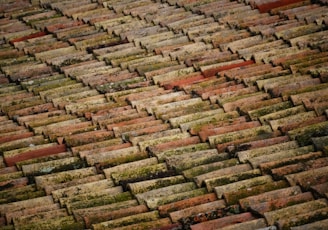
0,1 -> 326,229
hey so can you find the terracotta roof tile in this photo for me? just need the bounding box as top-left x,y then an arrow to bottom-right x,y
155,142 -> 210,163
17,216 -> 84,230
13,208 -> 67,227
85,204 -> 149,228
0,0 -> 327,229
249,144 -> 315,168
290,218 -> 328,230
190,212 -> 256,230
277,206 -> 328,229
264,198 -> 328,226
92,210 -> 160,230
0,195 -> 54,220
5,203 -> 60,225
64,190 -> 133,218
170,199 -> 226,223
34,166 -> 97,190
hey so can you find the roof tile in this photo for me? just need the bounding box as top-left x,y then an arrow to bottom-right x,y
167,149 -> 229,172
158,192 -> 217,217
65,190 -> 131,217
224,180 -> 289,206
13,208 -> 68,228
155,142 -> 210,163
196,163 -> 252,188
170,199 -> 226,223
214,175 -> 273,199
285,163 -> 328,188
85,145 -> 147,167
84,204 -> 149,228
190,212 -> 256,230
277,206 -> 328,229
0,195 -> 54,219
249,145 -> 315,168
5,203 -> 60,225
0,0 -> 327,229
92,210 -> 160,230
289,218 -> 328,230
264,198 -> 328,225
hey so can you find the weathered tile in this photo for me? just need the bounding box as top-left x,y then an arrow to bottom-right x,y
199,121 -> 261,142
259,151 -> 323,175
14,215 -> 84,230
289,218 -> 328,230
219,218 -> 267,230
110,218 -> 172,230
239,185 -> 303,210
111,162 -> 168,186
158,192 -> 217,217
264,198 -> 328,225
170,199 -> 226,223
285,165 -> 328,190
196,163 -> 252,188
249,145 -> 315,168
166,148 -> 228,172
34,167 -> 97,190
0,135 -> 48,155
190,212 -> 256,230
269,111 -> 318,131
271,156 -> 328,180
136,181 -> 204,209
224,180 -> 289,206
92,210 -> 160,230
288,120 -> 328,146
154,142 -> 210,163
136,130 -> 191,152
21,156 -> 83,177
214,175 -> 273,199
259,105 -> 307,125
0,195 -> 54,219
59,186 -> 124,214
208,125 -> 273,148
13,208 -> 68,228
168,108 -> 224,128
5,203 -> 60,225
249,192 -> 314,216
84,204 -> 149,228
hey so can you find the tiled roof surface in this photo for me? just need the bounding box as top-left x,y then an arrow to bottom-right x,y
0,0 -> 328,229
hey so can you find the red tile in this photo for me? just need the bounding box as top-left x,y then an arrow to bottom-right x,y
4,144 -> 67,167
279,115 -> 327,134
286,164 -> 328,190
260,151 -> 323,175
163,74 -> 205,90
201,83 -> 244,100
254,0 -> 307,13
190,212 -> 255,230
79,142 -> 131,159
192,116 -> 247,136
64,130 -> 114,147
148,136 -> 200,156
249,192 -> 314,215
216,130 -> 281,153
0,132 -> 34,144
199,121 -> 261,142
45,20 -> 84,33
201,60 -> 255,78
158,193 -> 217,217
9,31 -> 47,45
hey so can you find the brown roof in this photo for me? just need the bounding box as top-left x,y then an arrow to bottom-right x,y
0,0 -> 328,229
